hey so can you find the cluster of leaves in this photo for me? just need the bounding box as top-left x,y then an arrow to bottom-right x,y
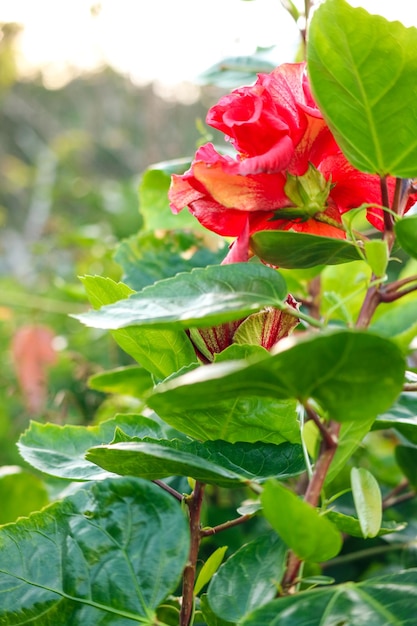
1,1 -> 417,625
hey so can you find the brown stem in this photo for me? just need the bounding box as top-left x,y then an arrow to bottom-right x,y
200,514 -> 252,537
180,481 -> 205,626
281,420 -> 341,591
152,479 -> 183,502
355,283 -> 382,328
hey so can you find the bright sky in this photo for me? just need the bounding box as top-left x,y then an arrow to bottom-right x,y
0,0 -> 416,91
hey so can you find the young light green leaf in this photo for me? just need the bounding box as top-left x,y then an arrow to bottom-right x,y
18,415 -> 165,481
86,439 -> 305,488
395,215 -> 417,259
88,364 -> 153,397
261,480 -> 342,562
0,477 -> 190,624
308,0 -> 417,177
194,546 -> 228,596
250,230 -> 362,269
364,240 -> 389,278
239,569 -> 417,626
207,533 -> 287,623
80,275 -> 197,378
76,263 -> 287,330
326,510 -> 405,538
351,467 -> 382,538
0,467 -> 49,524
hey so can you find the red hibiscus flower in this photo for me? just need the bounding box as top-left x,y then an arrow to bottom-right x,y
169,62 -> 415,263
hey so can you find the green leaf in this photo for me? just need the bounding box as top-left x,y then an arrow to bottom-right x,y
200,595 -> 235,626
194,546 -> 228,596
375,392 -> 417,444
395,215 -> 417,259
364,240 -> 389,278
395,445 -> 417,490
351,467 -> 382,538
261,480 -> 342,562
207,533 -> 287,623
148,330 -> 406,425
76,264 -> 287,330
139,164 -> 197,230
0,477 -> 189,624
197,55 -> 277,89
86,439 -> 305,488
308,0 -> 417,177
114,231 -> 227,291
0,467 -> 49,524
250,231 -> 362,269
239,569 -> 417,626
18,415 -> 165,481
326,416 -> 375,485
88,365 -> 153,397
371,300 -> 417,353
80,275 -> 197,379
326,510 -> 405,538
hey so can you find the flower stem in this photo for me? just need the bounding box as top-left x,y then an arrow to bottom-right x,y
180,481 -> 205,626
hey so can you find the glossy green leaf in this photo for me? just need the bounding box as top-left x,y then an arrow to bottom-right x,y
239,569 -> 417,626
395,215 -> 417,259
88,365 -> 153,397
250,230 -> 362,268
308,0 -> 417,177
200,594 -> 235,626
86,439 -> 305,488
0,467 -> 49,524
326,510 -> 405,538
395,445 -> 417,490
80,275 -> 196,379
351,467 -> 382,538
261,480 -> 342,562
76,264 -> 287,330
18,415 -> 165,481
375,392 -> 417,444
207,533 -> 287,623
194,546 -> 228,596
0,477 -> 189,624
148,330 -> 406,425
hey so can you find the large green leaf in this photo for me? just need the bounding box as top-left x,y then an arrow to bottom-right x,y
76,264 -> 287,330
261,480 -> 342,562
207,533 -> 287,623
250,231 -> 362,268
0,477 -> 189,624
326,510 -> 405,538
239,569 -> 417,626
18,416 -> 165,481
308,0 -> 417,177
80,275 -> 197,379
395,215 -> 417,260
86,439 -> 305,488
371,300 -> 417,353
148,330 -> 406,425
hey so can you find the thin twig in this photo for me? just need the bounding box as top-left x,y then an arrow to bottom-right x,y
200,514 -> 252,537
152,480 -> 184,502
